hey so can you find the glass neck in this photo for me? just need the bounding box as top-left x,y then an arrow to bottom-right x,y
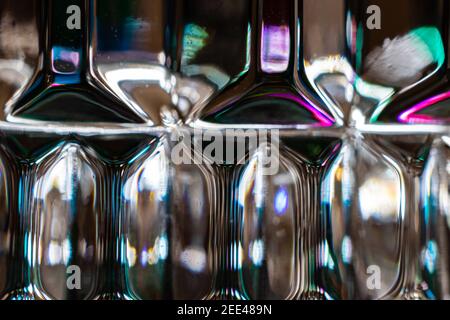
41,0 -> 90,84
248,0 -> 300,81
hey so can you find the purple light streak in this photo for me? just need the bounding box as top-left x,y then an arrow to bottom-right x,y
261,24 -> 290,73
268,92 -> 335,127
398,91 -> 450,124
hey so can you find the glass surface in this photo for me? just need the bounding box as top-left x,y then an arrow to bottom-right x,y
303,0 -> 448,126
0,0 -> 448,301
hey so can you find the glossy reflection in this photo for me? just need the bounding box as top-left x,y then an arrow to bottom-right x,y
6,0 -> 147,124
123,140 -> 171,299
417,136 -> 450,299
85,133 -> 155,300
303,0 -> 448,126
374,134 -> 433,299
239,144 -> 298,299
170,140 -> 214,299
0,0 -> 449,302
177,0 -> 249,90
123,135 -> 214,300
322,134 -> 434,299
93,0 -> 184,126
32,143 -> 101,299
0,130 -> 59,300
322,136 -> 402,299
185,0 -> 340,128
204,133 -> 341,299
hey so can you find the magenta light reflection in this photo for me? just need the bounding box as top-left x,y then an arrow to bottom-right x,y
51,46 -> 81,74
398,91 -> 450,124
261,24 -> 290,73
268,93 -> 335,127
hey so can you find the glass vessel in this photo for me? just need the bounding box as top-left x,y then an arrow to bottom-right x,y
179,0 -> 343,300
0,0 -> 448,301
